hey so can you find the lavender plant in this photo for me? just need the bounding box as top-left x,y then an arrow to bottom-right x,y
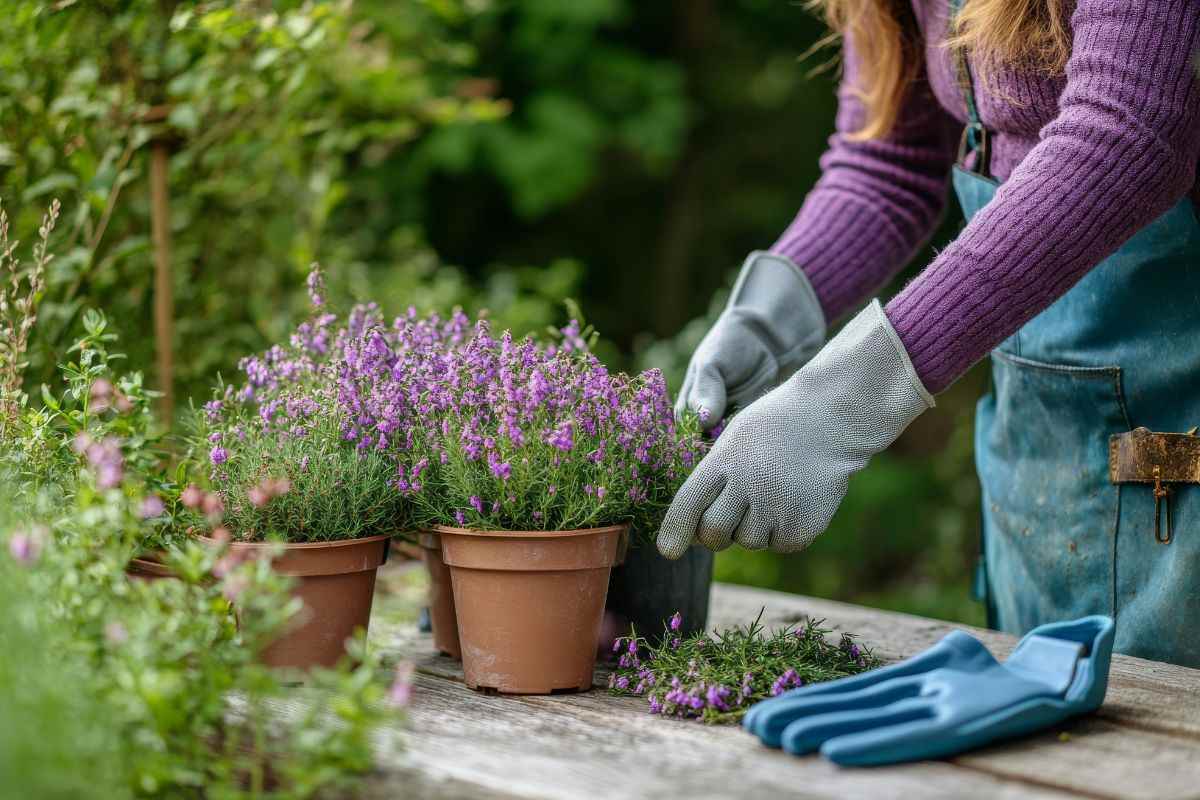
404,320 -> 710,535
608,611 -> 880,724
195,265 -> 709,541
192,268 -> 475,541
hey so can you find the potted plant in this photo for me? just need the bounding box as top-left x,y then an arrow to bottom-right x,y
188,268 -> 467,669
407,321 -> 709,694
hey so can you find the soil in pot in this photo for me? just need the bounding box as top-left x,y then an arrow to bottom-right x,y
417,530 -> 461,659
436,523 -> 626,695
605,542 -> 713,644
205,533 -> 390,670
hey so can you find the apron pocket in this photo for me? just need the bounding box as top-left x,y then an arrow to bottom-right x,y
975,351 -> 1130,635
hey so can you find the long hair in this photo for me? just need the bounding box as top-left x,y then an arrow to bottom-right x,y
810,0 -> 1072,140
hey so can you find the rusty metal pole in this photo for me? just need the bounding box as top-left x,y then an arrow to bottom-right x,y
149,140 -> 174,421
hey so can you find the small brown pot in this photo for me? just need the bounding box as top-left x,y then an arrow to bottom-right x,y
436,523 -> 626,695
418,530 -> 461,659
203,534 -> 390,670
127,552 -> 176,581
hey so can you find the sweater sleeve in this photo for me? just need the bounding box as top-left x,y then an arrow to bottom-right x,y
887,0 -> 1200,393
770,31 -> 959,322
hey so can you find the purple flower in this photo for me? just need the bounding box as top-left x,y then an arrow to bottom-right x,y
209,446 -> 228,466
669,612 -> 682,631
140,495 -> 165,519
615,676 -> 629,690
7,527 -> 45,564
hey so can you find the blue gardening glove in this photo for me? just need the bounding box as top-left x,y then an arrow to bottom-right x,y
658,300 -> 932,558
743,616 -> 1115,766
676,251 -> 825,430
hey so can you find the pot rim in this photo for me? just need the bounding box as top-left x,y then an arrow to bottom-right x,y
196,532 -> 393,550
430,522 -> 630,540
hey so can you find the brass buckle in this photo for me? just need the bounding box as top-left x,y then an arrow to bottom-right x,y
1109,427 -> 1200,545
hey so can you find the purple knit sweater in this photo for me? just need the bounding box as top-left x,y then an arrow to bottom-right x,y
771,0 -> 1200,393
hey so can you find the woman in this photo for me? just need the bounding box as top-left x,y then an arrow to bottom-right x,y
659,0 -> 1200,667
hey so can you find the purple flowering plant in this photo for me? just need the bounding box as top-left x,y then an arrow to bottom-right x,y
191,265 -> 708,542
404,318 -> 709,535
189,266 -> 473,542
609,611 -> 879,723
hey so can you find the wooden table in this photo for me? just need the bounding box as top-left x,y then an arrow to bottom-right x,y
365,577 -> 1200,800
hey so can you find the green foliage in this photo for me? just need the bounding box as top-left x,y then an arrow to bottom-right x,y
0,481 -> 396,798
0,327 -> 400,798
0,0 -> 508,405
193,400 -> 405,543
609,612 -> 879,724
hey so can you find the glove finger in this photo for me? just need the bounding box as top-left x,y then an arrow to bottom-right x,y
732,512 -> 774,551
674,363 -> 697,422
820,715 -> 950,767
688,363 -> 728,429
749,676 -> 925,748
751,631 -> 979,731
781,698 -> 933,756
657,470 -> 725,560
695,485 -> 748,551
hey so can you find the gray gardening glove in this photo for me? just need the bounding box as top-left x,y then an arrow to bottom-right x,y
676,251 -> 825,430
658,300 -> 934,558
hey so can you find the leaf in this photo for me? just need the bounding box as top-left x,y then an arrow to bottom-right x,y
167,104 -> 200,134
39,384 -> 60,411
22,173 -> 78,201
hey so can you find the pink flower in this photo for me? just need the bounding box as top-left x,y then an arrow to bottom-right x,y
201,492 -> 224,520
8,527 -> 45,564
181,485 -> 204,509
248,486 -> 270,508
387,662 -> 415,708
89,378 -> 114,411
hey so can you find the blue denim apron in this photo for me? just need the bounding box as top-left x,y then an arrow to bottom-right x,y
950,2 -> 1200,666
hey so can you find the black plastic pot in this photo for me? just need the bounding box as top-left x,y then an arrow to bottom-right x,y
605,542 -> 713,640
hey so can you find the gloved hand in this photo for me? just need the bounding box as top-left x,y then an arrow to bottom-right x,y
658,300 -> 932,558
743,616 -> 1115,766
675,251 -> 825,429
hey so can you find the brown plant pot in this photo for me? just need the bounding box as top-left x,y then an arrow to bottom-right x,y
435,523 -> 626,695
417,530 -> 461,659
203,534 -> 390,670
127,552 -> 177,581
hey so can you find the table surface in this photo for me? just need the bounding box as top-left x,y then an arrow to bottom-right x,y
361,571 -> 1200,800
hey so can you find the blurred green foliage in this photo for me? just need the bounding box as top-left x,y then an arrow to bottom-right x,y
1,0 -> 984,624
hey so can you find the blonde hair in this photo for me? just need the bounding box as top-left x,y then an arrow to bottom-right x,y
809,0 -> 1072,140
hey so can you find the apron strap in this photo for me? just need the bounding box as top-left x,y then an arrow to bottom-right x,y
949,0 -> 992,178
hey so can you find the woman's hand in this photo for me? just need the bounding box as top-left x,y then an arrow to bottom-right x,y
659,300 -> 933,558
676,251 -> 825,429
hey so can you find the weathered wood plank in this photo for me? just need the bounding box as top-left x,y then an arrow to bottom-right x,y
364,577 -> 1200,800
374,671 -> 1077,800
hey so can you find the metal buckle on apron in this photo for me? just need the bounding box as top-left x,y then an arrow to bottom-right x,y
1108,427 -> 1200,544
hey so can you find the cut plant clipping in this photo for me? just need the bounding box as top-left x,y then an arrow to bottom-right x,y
609,611 -> 880,723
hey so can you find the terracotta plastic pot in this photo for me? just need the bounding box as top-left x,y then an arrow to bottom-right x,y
417,530 -> 461,659
126,552 -> 177,582
203,533 -> 390,670
436,523 -> 626,695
